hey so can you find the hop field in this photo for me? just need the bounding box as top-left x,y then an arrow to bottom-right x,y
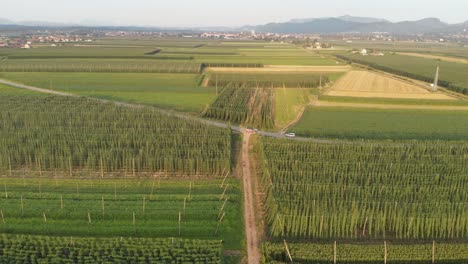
203,84 -> 275,129
259,138 -> 468,241
206,73 -> 329,88
0,94 -> 231,178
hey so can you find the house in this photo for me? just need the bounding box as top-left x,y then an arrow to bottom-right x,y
360,49 -> 368,55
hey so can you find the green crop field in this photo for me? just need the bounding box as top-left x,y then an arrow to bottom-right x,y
206,73 -> 329,88
0,72 -> 216,113
203,85 -> 275,128
263,242 -> 468,264
336,53 -> 468,95
0,94 -> 231,177
0,234 -> 224,263
0,59 -> 200,73
275,88 -> 310,128
257,138 -> 468,263
291,107 -> 468,140
0,178 -> 242,249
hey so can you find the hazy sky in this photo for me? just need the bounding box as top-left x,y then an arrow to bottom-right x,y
3,0 -> 467,27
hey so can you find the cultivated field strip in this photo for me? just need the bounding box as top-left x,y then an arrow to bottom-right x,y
203,84 -> 275,128
327,70 -> 455,100
259,139 -> 468,240
0,95 -> 231,178
0,59 -> 200,73
0,234 -> 223,263
206,73 -> 328,88
263,242 -> 468,263
0,178 -> 240,239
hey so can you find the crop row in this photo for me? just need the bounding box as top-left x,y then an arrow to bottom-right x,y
203,84 -> 275,128
207,73 -> 329,88
0,59 -> 200,73
0,234 -> 222,264
263,242 -> 468,264
0,95 -> 231,178
0,178 -> 240,239
258,138 -> 468,240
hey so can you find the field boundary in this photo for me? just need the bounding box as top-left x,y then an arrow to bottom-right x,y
314,100 -> 468,111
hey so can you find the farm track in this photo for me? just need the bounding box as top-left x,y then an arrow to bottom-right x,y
0,78 -> 336,143
241,132 -> 261,264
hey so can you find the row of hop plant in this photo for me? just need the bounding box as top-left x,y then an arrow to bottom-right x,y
0,234 -> 222,264
262,241 -> 468,264
203,84 -> 275,129
257,138 -> 468,240
0,60 -> 200,73
207,73 -> 329,88
0,95 -> 231,178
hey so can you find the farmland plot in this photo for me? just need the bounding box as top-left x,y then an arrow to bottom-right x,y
326,70 -> 455,100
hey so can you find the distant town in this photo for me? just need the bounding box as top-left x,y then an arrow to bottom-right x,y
0,28 -> 467,49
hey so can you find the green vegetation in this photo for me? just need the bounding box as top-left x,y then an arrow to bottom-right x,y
336,53 -> 468,95
275,88 -> 310,128
258,138 -> 467,262
0,95 -> 231,177
318,95 -> 468,106
0,72 -> 215,113
203,85 -> 275,128
291,107 -> 468,140
0,59 -> 200,73
263,242 -> 468,264
0,178 -> 242,249
0,234 -> 223,264
206,73 -> 328,88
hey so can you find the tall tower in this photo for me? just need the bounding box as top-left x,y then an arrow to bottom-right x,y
433,65 -> 439,92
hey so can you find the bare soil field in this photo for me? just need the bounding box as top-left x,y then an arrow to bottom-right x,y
205,65 -> 351,73
326,70 -> 456,100
397,52 -> 468,64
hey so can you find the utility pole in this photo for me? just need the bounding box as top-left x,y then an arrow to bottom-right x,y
433,65 -> 439,92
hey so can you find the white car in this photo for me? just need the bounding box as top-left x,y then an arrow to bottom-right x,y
285,133 -> 296,138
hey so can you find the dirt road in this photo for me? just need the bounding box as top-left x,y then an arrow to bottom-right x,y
242,132 -> 261,264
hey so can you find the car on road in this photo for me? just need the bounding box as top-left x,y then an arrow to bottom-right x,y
285,133 -> 296,138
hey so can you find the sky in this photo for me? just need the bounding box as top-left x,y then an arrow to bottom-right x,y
2,0 -> 467,27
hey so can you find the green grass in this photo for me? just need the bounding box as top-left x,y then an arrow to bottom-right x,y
318,95 -> 468,106
275,88 -> 310,129
291,106 -> 468,140
0,72 -> 216,113
0,83 -> 46,95
0,178 -> 243,250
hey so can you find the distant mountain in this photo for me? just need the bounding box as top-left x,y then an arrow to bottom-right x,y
337,15 -> 389,24
249,16 -> 466,35
0,18 -> 14,25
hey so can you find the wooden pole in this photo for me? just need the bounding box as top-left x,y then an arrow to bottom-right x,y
219,184 -> 229,200
1,210 -> 5,224
114,183 -> 117,200
101,196 -> 105,216
60,195 -> 64,210
178,211 -> 182,235
333,241 -> 337,264
283,239 -> 293,263
384,241 -> 387,264
88,212 -> 91,224
20,195 -> 24,213
432,240 -> 435,264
